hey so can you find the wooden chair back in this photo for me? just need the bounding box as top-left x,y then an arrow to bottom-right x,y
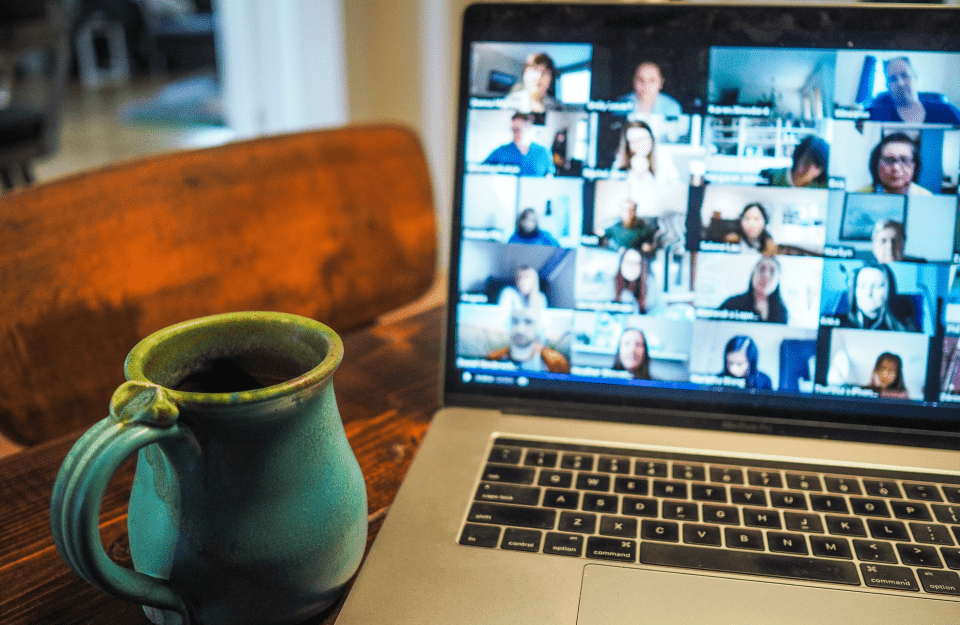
0,124 -> 436,445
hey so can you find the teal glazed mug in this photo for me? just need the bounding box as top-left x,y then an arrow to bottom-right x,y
50,311 -> 367,625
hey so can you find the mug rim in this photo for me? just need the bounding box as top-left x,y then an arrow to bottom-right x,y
124,311 -> 343,406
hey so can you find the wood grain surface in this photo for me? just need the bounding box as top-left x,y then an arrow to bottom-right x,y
0,124 -> 436,445
0,305 -> 443,625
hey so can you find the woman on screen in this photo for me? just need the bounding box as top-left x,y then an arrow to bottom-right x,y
614,247 -> 645,313
719,256 -> 788,323
612,120 -> 680,194
501,52 -> 561,113
613,328 -> 651,380
863,352 -> 909,399
498,266 -> 548,310
724,203 -> 777,255
858,133 -> 932,196
508,208 -> 559,246
761,135 -> 830,189
721,336 -> 772,390
835,264 -> 919,332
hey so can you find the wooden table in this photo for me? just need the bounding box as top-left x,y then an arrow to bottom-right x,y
0,305 -> 443,624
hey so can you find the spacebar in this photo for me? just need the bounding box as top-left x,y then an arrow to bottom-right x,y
641,543 -> 861,586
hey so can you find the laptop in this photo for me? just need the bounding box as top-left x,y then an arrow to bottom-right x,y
336,3 -> 960,623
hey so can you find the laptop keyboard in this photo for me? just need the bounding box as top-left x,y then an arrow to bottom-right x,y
458,437 -> 960,597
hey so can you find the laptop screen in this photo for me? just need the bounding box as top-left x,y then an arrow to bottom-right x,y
445,2 -> 960,442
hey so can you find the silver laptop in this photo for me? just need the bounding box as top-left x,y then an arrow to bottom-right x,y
336,3 -> 960,623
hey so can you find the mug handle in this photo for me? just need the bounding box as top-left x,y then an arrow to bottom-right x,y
50,381 -> 194,622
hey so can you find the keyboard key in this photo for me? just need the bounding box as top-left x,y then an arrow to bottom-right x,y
932,504 -> 960,524
691,483 -> 728,502
524,450 -> 558,468
784,512 -> 824,534
943,486 -> 960,504
867,519 -> 910,541
475,482 -> 541,506
909,522 -> 955,545
621,497 -> 658,517
560,453 -> 594,471
641,519 -> 679,542
743,508 -> 781,529
891,500 -> 931,521
850,497 -> 890,517
810,536 -> 853,559
903,483 -> 942,502
641,542 -> 860,585
703,504 -> 739,525
770,491 -> 807,510
613,476 -> 649,495
538,470 -> 573,489
825,515 -> 867,537
785,473 -> 822,491
501,528 -> 542,552
543,532 -> 583,557
747,469 -> 783,488
768,532 -> 808,555
599,516 -> 638,538
853,539 -> 898,563
917,569 -> 960,596
488,446 -> 522,464
824,476 -> 862,495
725,528 -> 764,550
653,480 -> 688,499
597,456 -> 631,474
662,501 -> 699,521
558,511 -> 596,534
896,543 -> 943,568
542,489 -> 579,510
710,466 -> 744,485
576,473 -> 611,492
683,524 -> 722,546
635,460 -> 668,478
810,494 -> 848,514
586,536 -> 637,563
673,463 -> 706,481
860,563 -> 919,592
468,502 -> 556,529
731,487 -> 766,507
943,547 -> 960,570
482,464 -> 535,485
582,493 -> 618,513
459,523 -> 501,548
863,480 -> 902,499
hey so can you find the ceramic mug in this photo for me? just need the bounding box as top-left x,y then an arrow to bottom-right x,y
50,311 -> 367,625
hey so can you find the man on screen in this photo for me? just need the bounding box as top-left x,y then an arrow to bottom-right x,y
483,112 -> 555,176
486,305 -> 570,373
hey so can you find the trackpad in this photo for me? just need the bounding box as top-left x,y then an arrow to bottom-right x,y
577,565 -> 946,625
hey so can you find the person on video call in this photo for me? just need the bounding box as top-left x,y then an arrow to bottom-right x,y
858,133 -> 932,195
720,335 -> 772,390
868,56 -> 960,124
719,256 -> 788,323
761,135 -> 830,189
863,352 -> 909,399
498,265 -> 548,310
614,247 -> 646,313
484,112 -> 556,176
620,62 -> 682,118
612,119 -> 680,198
834,263 -> 919,332
502,52 -> 562,113
724,202 -> 778,256
613,328 -> 651,380
871,219 -> 906,263
485,305 -> 569,373
508,208 -> 559,246
601,199 -> 656,252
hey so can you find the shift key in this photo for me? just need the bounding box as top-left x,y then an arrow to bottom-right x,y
469,502 -> 556,529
